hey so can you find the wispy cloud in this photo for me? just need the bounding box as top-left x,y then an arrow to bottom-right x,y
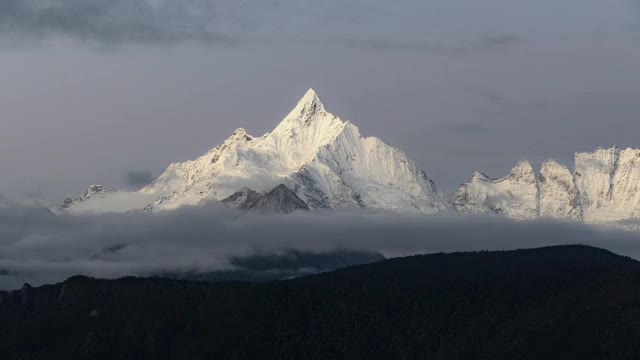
346,35 -> 523,55
0,0 -> 527,52
345,39 -> 437,52
464,86 -> 509,105
473,35 -> 521,52
0,194 -> 14,208
448,123 -> 492,135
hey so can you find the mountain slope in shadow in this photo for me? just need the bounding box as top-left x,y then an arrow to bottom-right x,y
2,245 -> 640,359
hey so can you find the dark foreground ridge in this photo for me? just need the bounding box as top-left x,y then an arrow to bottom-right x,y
3,245 -> 640,359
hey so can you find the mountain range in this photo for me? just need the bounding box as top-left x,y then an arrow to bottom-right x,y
57,89 -> 640,228
454,147 -> 640,227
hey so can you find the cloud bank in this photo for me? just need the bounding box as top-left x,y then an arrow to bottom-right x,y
2,203 -> 640,290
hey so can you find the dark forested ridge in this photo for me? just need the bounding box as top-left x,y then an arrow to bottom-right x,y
2,245 -> 640,359
164,248 -> 386,282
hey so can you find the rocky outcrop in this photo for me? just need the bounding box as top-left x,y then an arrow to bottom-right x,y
223,184 -> 310,213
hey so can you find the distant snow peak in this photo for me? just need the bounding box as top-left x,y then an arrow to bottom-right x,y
60,89 -> 444,215
228,128 -> 254,142
293,88 -> 325,117
510,161 -> 536,180
61,185 -> 116,209
470,171 -> 490,182
456,146 -> 640,225
453,161 -> 538,218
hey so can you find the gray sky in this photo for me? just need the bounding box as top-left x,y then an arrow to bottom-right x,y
1,0 -> 640,201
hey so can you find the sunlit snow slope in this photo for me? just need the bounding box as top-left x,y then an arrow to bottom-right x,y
454,147 -> 640,226
60,89 -> 445,214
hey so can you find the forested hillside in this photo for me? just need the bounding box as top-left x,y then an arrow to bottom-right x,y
2,245 -> 640,359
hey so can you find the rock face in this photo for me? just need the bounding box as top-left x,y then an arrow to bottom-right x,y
575,147 -> 640,222
539,160 -> 582,220
59,185 -> 119,211
221,187 -> 263,210
60,89 -> 445,214
222,184 -> 310,213
455,147 -> 640,225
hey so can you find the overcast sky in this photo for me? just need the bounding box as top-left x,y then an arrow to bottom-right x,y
1,0 -> 640,202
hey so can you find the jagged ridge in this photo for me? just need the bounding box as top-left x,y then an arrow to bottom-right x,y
455,146 -> 640,225
59,89 -> 444,214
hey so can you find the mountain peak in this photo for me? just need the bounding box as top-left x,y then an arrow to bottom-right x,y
471,171 -> 490,182
301,88 -> 320,103
510,161 -> 534,175
541,159 -> 567,170
291,88 -> 325,116
62,89 -> 444,215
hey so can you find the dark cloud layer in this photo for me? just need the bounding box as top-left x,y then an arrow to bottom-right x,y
0,0 -> 527,51
0,0 -> 232,45
1,203 -> 640,290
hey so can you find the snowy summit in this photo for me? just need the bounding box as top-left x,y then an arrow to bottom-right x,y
59,89 -> 445,214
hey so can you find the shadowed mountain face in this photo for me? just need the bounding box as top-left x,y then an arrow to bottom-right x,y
222,184 -> 310,213
2,245 -> 640,359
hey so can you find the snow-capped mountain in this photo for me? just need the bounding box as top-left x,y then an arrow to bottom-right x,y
454,147 -> 640,225
59,89 -> 445,214
453,162 -> 539,219
60,185 -> 115,210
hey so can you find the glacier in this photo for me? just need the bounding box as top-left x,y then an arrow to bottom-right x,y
59,89 -> 445,214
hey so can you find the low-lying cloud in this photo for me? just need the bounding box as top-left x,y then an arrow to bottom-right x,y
2,203 -> 640,290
